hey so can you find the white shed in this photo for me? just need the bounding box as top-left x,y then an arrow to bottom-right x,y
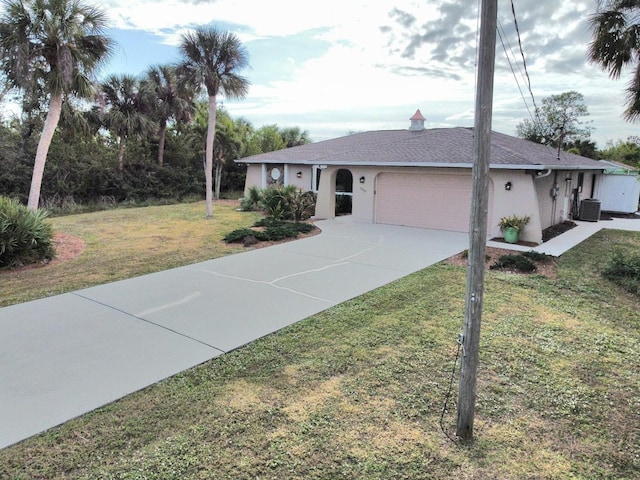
597,160 -> 640,213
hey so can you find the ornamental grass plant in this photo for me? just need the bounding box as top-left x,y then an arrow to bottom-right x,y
0,196 -> 55,269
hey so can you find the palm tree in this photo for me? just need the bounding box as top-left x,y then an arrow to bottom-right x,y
0,0 -> 112,210
589,0 -> 640,121
280,126 -> 311,147
177,26 -> 249,218
144,65 -> 194,166
98,74 -> 155,170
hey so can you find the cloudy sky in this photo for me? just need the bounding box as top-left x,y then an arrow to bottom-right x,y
93,0 -> 637,147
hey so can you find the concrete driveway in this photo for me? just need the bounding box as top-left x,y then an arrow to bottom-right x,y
0,218 -> 468,449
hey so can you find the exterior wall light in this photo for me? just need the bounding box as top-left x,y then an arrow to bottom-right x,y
296,171 -> 302,178
505,181 -> 512,191
359,176 -> 366,184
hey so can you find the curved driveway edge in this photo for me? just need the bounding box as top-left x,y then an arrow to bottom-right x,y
0,218 -> 468,449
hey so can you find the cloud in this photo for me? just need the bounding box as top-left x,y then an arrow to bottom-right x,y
379,64 -> 463,81
380,0 -> 597,79
389,7 -> 417,29
495,0 -> 593,74
7,0 -> 636,148
382,2 -> 476,67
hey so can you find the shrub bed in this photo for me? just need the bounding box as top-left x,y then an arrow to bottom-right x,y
224,220 -> 316,244
490,253 -> 537,272
521,250 -> 553,263
239,185 -> 316,221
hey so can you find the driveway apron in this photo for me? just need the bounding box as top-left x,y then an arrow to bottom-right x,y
0,218 -> 468,449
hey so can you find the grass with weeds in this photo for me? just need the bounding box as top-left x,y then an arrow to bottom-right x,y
602,250 -> 640,295
0,201 -> 261,306
0,228 -> 638,479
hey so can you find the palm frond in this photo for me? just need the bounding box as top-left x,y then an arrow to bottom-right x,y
0,0 -> 113,99
177,26 -> 250,99
590,0 -> 640,120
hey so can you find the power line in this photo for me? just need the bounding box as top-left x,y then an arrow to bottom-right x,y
440,338 -> 462,444
498,20 -> 535,122
498,19 -> 529,91
506,1 -> 566,162
510,0 -> 540,122
474,0 -> 482,97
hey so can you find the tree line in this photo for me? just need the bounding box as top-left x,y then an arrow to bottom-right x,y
514,0 -> 640,168
0,0 -> 310,216
516,90 -> 640,169
0,107 -> 310,210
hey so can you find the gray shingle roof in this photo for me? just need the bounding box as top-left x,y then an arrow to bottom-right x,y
238,127 -> 605,171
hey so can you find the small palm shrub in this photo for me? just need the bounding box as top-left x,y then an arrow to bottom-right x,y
286,189 -> 316,221
259,185 -> 316,221
602,250 -> 640,295
240,185 -> 263,211
0,196 -> 55,269
261,186 -> 291,220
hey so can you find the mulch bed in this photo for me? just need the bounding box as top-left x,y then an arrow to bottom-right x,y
488,221 -> 578,247
447,221 -> 576,277
445,247 -> 558,277
542,220 -> 577,242
599,212 -> 640,220
243,224 -> 321,249
2,232 -> 87,273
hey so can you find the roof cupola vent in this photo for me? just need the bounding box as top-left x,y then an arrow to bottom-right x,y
409,109 -> 426,131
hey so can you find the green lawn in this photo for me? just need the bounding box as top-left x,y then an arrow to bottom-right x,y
0,201 -> 261,306
0,205 -> 638,479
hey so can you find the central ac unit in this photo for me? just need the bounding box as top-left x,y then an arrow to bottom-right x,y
579,199 -> 601,222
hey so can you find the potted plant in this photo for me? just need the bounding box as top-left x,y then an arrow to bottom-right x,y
499,214 -> 531,244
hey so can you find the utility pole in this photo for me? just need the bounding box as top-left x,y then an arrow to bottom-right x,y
456,0 -> 498,442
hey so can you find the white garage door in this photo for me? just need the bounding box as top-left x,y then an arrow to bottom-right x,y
375,173 -> 476,231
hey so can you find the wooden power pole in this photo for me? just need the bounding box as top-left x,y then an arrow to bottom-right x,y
456,0 -> 498,442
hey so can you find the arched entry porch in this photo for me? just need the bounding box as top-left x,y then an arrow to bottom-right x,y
335,169 -> 353,215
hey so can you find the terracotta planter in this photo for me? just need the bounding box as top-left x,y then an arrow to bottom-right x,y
503,226 -> 520,244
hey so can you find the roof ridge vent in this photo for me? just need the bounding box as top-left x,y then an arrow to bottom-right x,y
409,109 -> 425,131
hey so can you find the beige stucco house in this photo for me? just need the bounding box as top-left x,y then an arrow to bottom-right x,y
238,111 -> 606,245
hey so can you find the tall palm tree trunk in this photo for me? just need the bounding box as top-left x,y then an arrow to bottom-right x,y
158,121 -> 167,166
28,93 -> 63,210
215,156 -> 223,200
117,136 -> 125,171
205,95 -> 217,218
